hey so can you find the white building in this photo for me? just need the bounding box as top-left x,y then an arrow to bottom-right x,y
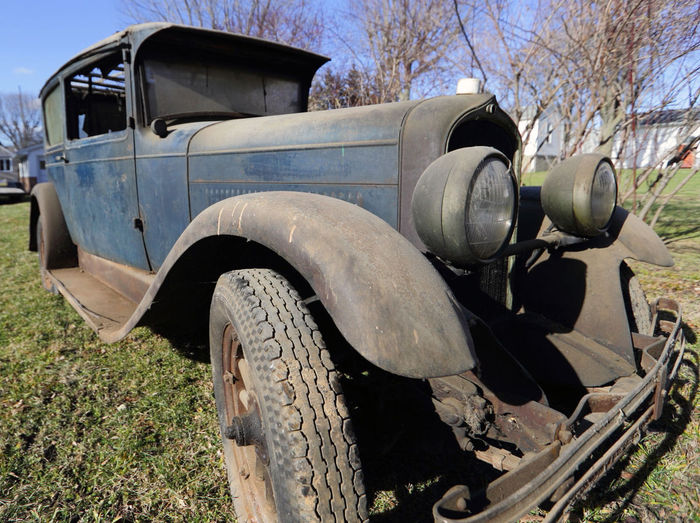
520,107 -> 700,172
0,143 -> 25,199
618,109 -> 700,169
518,107 -> 564,173
0,144 -> 13,174
16,142 -> 47,192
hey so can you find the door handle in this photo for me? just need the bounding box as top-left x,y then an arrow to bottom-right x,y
54,154 -> 68,163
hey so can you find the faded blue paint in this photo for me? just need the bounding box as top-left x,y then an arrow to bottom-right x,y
134,122 -> 209,269
182,102 -> 414,246
128,105 -> 413,270
188,101 -> 414,154
52,130 -> 151,270
189,183 -> 399,228
189,144 -> 398,185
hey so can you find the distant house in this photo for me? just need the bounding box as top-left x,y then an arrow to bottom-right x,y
16,143 -> 47,192
619,109 -> 700,169
517,107 -> 564,173
0,144 -> 13,174
0,144 -> 25,199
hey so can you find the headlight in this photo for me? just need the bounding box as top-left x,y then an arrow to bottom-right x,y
541,154 -> 617,237
412,147 -> 518,266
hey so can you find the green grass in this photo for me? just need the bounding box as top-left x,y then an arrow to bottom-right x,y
0,200 -> 233,521
1,191 -> 698,521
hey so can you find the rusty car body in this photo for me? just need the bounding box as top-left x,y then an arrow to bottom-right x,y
31,23 -> 684,522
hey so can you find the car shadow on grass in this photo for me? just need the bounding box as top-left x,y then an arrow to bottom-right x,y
143,308 -> 211,363
0,195 -> 28,205
569,323 -> 698,521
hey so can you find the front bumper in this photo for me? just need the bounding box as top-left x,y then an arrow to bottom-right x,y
433,297 -> 685,522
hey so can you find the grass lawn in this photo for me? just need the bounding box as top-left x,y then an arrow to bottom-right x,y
0,200 -> 233,520
1,186 -> 698,521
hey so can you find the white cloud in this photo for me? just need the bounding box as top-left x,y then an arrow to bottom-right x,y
13,67 -> 34,75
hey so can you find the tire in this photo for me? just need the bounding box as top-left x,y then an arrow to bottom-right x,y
36,218 -> 58,294
621,262 -> 652,336
209,269 -> 367,523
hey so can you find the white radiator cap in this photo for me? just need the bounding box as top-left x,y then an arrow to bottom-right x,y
456,78 -> 482,95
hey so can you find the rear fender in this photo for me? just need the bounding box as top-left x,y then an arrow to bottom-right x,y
29,182 -> 77,268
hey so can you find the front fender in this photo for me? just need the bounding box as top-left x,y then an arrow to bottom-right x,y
122,192 -> 476,378
606,205 -> 673,266
516,202 -> 673,373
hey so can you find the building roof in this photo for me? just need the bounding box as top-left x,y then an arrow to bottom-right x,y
0,145 -> 13,158
15,142 -> 44,160
638,108 -> 700,126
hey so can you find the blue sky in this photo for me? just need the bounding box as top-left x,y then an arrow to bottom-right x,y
0,0 -> 127,95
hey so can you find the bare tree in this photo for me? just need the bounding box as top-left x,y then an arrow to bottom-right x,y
547,0 -> 699,214
309,66 -> 381,110
121,0 -> 325,51
463,0 -> 699,219
458,0 -> 566,171
349,0 -> 463,103
0,90 -> 42,150
548,0 -> 699,157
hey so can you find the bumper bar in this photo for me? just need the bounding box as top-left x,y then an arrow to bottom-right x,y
433,298 -> 685,523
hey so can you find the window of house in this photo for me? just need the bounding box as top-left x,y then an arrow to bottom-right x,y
43,85 -> 65,146
66,54 -> 127,139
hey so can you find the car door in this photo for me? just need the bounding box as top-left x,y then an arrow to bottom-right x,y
56,49 -> 151,271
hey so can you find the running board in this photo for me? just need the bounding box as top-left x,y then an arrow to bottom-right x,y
49,267 -> 139,337
47,250 -> 156,339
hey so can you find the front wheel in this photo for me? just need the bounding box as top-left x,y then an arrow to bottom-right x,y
209,269 -> 367,522
621,262 -> 652,336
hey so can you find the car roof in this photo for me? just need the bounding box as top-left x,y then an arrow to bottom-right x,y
40,23 -> 329,99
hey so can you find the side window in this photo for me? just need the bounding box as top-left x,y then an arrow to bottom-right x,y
66,54 -> 127,140
43,85 -> 65,146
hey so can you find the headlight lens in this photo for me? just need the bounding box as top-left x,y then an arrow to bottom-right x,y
589,161 -> 617,230
466,158 -> 516,259
541,154 -> 617,237
412,147 -> 518,266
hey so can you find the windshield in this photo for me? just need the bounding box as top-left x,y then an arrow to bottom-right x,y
141,53 -> 305,122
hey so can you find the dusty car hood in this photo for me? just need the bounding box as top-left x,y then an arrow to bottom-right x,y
185,101 -> 420,226
185,94 -> 501,232
187,100 -> 419,158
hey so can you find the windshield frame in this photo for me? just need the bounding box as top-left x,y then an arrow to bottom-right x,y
134,29 -> 327,126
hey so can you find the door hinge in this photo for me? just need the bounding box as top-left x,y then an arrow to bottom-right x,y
128,116 -> 135,129
122,47 -> 131,64
133,218 -> 144,231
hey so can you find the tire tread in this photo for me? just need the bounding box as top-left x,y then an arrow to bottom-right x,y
211,269 -> 366,522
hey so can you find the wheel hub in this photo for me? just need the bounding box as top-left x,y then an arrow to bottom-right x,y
221,324 -> 276,520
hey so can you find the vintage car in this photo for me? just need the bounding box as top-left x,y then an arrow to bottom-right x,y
31,23 -> 684,522
0,151 -> 25,202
